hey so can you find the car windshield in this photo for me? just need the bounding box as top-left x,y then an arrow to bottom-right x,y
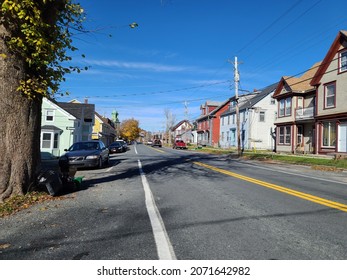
69,142 -> 100,151
110,142 -> 121,147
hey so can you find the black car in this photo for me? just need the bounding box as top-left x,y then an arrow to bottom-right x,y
109,141 -> 123,154
114,140 -> 128,152
59,140 -> 109,170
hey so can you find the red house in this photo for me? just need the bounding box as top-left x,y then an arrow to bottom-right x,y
195,99 -> 231,147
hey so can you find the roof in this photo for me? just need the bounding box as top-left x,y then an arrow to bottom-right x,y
220,83 -> 278,116
171,119 -> 192,131
205,100 -> 223,107
287,61 -> 321,92
41,125 -> 63,131
58,102 -> 95,122
95,111 -> 108,123
240,82 -> 278,110
200,100 -> 223,109
273,62 -> 321,98
311,30 -> 347,85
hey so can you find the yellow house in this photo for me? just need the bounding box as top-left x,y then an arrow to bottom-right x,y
92,112 -> 116,146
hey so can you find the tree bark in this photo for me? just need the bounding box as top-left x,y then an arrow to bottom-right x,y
0,24 -> 42,202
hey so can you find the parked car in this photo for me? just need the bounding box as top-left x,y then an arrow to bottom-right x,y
59,140 -> 109,170
173,139 -> 187,149
151,139 -> 162,147
114,139 -> 128,152
109,141 -> 123,154
146,140 -> 153,145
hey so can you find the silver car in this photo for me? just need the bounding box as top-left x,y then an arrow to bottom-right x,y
59,140 -> 109,170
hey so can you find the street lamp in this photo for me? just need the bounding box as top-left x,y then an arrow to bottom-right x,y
129,22 -> 139,29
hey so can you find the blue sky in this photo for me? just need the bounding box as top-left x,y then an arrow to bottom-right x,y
57,0 -> 347,131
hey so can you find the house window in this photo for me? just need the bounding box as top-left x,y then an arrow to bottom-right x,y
259,111 -> 265,122
227,115 -> 230,125
285,98 -> 292,115
46,110 -> 54,122
232,114 -> 235,124
222,117 -> 224,126
339,50 -> 347,72
322,121 -> 336,147
221,132 -> 224,142
324,82 -> 336,108
270,98 -> 275,105
285,126 -> 291,144
279,97 -> 291,117
42,133 -> 51,148
226,131 -> 230,141
41,132 -> 59,149
278,126 -> 291,145
279,99 -> 285,117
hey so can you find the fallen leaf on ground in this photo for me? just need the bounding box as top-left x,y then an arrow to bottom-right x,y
0,244 -> 11,249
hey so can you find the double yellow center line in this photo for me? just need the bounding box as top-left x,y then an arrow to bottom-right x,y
149,146 -> 166,153
193,161 -> 347,213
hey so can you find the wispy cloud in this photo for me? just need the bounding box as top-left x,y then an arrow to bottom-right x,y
84,59 -> 193,72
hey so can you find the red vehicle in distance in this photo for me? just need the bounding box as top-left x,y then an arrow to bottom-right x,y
173,139 -> 187,149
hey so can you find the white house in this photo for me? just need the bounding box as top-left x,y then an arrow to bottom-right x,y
171,120 -> 194,143
219,83 -> 278,151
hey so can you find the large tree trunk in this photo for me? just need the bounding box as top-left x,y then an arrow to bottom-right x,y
0,24 -> 42,202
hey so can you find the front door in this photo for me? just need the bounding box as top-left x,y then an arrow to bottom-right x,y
338,122 -> 347,152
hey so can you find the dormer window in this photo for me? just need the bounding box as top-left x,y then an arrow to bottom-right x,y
339,50 -> 347,73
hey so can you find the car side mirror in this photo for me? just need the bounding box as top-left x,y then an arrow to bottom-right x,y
64,149 -> 68,151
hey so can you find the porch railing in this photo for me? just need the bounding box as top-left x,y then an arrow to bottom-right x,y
295,106 -> 314,120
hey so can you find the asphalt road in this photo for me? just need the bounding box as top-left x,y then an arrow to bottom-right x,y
1,143 -> 347,260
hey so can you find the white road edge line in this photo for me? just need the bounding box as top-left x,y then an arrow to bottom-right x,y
137,159 -> 176,260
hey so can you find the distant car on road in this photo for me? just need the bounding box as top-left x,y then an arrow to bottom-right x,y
146,140 -> 153,145
109,141 -> 124,154
59,140 -> 109,170
151,139 -> 162,147
173,139 -> 187,149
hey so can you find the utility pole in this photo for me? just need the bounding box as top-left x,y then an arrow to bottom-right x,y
234,56 -> 241,156
184,101 -> 189,120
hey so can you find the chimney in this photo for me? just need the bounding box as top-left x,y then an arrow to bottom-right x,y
84,98 -> 88,104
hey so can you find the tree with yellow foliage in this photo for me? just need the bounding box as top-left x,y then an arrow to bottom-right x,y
119,118 -> 141,142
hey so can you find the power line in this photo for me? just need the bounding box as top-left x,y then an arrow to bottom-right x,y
240,0 -> 322,61
96,91 -> 234,109
60,80 -> 230,99
236,0 -> 303,55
